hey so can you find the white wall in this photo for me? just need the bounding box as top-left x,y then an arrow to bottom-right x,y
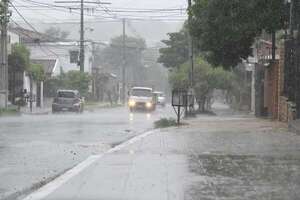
23,72 -> 38,108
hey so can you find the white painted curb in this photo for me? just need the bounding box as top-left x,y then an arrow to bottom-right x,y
22,130 -> 155,200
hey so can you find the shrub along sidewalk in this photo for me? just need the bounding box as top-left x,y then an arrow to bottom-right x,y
0,106 -> 19,116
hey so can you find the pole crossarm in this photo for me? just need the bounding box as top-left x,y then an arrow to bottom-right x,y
54,0 -> 111,72
54,1 -> 111,4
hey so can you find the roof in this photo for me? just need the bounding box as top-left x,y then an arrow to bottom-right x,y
9,26 -> 53,43
9,26 -> 70,43
57,90 -> 79,94
132,87 -> 153,91
31,59 -> 57,77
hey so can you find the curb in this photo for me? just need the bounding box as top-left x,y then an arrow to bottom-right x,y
21,111 -> 50,115
20,129 -> 156,200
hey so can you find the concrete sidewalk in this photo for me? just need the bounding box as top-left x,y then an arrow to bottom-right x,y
289,119 -> 300,135
22,116 -> 300,200
20,107 -> 51,115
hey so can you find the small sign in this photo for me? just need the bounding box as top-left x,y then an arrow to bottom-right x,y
172,89 -> 187,107
171,89 -> 188,125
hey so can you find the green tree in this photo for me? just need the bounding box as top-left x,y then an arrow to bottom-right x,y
190,0 -> 287,69
97,35 -> 147,86
158,27 -> 189,69
44,26 -> 70,41
28,64 -> 45,82
8,44 -> 31,104
8,44 -> 31,71
170,56 -> 234,111
65,71 -> 91,97
44,71 -> 91,98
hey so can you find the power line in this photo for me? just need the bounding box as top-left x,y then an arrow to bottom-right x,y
10,18 -> 60,58
9,2 -> 41,33
12,1 -> 63,22
14,0 -> 187,21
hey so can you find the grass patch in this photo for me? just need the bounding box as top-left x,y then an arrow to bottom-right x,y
0,106 -> 19,116
85,101 -> 122,109
154,118 -> 178,128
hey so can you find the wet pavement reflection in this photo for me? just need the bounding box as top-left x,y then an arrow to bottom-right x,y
186,153 -> 300,200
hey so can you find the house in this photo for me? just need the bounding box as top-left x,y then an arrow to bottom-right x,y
25,59 -> 58,108
9,25 -> 94,75
25,42 -> 94,75
9,25 -> 94,108
7,27 -> 59,108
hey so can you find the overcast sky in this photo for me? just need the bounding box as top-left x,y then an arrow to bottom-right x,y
10,0 -> 186,43
11,0 -> 188,23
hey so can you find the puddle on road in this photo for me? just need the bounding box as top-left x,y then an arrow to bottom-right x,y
185,154 -> 300,200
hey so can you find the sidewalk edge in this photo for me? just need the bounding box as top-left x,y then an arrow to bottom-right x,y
21,129 -> 156,200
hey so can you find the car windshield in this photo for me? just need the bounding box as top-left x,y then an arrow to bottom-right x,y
57,91 -> 76,98
131,89 -> 152,97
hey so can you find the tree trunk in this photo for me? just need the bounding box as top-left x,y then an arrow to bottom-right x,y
12,71 -> 16,105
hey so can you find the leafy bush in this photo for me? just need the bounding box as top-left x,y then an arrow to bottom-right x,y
44,70 -> 91,97
0,107 -> 19,116
154,118 -> 177,128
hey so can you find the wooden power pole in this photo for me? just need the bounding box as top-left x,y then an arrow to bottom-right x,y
187,0 -> 194,88
0,0 -> 10,108
79,0 -> 84,72
55,0 -> 111,72
122,18 -> 126,104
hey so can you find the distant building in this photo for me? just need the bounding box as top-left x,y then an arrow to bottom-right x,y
26,42 -> 93,75
7,27 -> 59,108
9,25 -> 94,75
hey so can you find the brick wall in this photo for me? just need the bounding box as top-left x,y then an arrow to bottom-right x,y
265,61 -> 279,119
279,96 -> 288,122
277,41 -> 296,122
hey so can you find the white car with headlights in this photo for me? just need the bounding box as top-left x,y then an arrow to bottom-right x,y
128,87 -> 155,112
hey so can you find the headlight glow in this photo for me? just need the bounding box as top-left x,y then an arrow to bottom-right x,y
146,102 -> 152,108
128,100 -> 136,107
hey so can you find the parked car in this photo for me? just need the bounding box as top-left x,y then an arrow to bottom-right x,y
52,90 -> 84,113
153,91 -> 166,107
128,87 -> 156,112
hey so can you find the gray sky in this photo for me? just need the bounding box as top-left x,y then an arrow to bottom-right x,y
10,0 -> 186,44
11,0 -> 188,23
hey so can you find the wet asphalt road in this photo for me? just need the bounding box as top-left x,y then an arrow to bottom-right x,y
0,106 -> 173,200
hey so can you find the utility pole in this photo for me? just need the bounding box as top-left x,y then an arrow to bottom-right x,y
55,1 -> 111,72
79,0 -> 84,72
186,0 -> 194,116
187,0 -> 194,88
0,0 -> 10,108
289,0 -> 294,38
122,18 -> 126,104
